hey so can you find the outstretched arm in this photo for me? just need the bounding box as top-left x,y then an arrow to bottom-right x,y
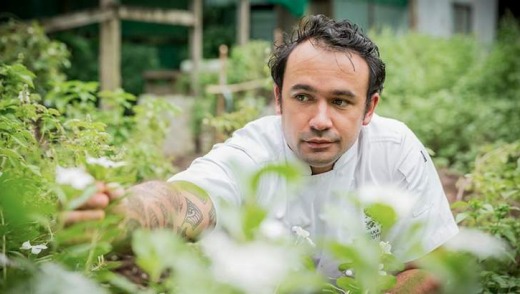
118,180 -> 216,240
63,180 -> 216,243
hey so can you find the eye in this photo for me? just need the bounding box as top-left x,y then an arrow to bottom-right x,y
294,94 -> 310,102
332,99 -> 349,108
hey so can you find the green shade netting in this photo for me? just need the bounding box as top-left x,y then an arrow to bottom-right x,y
268,0 -> 309,17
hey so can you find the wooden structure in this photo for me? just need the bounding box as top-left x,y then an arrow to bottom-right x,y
38,0 -> 203,95
237,0 -> 250,45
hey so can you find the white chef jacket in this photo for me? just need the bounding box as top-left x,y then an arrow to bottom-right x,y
169,114 -> 458,278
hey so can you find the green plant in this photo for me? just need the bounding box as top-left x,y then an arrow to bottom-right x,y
192,41 -> 272,144
0,20 -> 70,95
453,141 -> 520,293
0,57 -> 179,291
374,19 -> 520,171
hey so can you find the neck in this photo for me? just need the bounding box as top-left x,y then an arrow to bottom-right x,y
310,165 -> 333,175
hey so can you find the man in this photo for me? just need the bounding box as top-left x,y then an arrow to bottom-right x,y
66,15 -> 458,293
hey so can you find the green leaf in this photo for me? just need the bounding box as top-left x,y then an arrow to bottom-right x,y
450,201 -> 469,210
132,229 -> 183,283
97,271 -> 148,294
455,212 -> 469,224
9,64 -> 36,88
12,262 -> 108,294
336,276 -> 360,292
66,185 -> 97,210
378,274 -> 397,291
249,163 -> 301,199
0,147 -> 24,162
365,203 -> 398,230
242,204 -> 267,240
327,242 -> 359,264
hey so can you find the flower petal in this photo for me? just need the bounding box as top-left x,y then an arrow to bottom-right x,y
31,247 -> 42,254
20,241 -> 32,250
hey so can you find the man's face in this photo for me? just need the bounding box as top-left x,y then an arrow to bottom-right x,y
275,40 -> 379,174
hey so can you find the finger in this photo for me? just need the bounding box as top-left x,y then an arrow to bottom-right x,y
106,182 -> 126,200
77,192 -> 110,210
63,210 -> 105,226
96,181 -> 108,193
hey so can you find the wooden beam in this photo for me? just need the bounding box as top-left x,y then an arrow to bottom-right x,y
39,6 -> 196,33
118,6 -> 196,26
41,9 -> 109,32
206,78 -> 270,95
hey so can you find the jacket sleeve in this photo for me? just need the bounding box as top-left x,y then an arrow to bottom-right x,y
385,128 -> 459,262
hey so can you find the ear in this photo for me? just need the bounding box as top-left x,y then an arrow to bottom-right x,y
362,93 -> 379,125
274,85 -> 282,114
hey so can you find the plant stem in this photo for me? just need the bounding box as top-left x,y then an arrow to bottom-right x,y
85,229 -> 99,273
1,209 -> 6,281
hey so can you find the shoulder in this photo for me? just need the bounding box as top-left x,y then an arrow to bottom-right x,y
361,114 -> 415,145
356,114 -> 428,182
222,115 -> 284,164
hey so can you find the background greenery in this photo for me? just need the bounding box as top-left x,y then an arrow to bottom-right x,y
0,15 -> 519,293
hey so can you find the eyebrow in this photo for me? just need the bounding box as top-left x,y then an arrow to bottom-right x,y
290,84 -> 357,98
290,84 -> 317,93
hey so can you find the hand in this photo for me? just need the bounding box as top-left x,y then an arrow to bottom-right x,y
388,268 -> 441,294
62,182 -> 124,226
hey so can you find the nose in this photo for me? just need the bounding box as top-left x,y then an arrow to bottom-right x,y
309,101 -> 332,131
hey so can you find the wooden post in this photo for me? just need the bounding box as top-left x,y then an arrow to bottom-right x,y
273,27 -> 283,48
217,44 -> 228,115
99,0 -> 121,94
237,0 -> 250,45
189,0 -> 203,96
409,0 -> 417,31
214,44 -> 228,143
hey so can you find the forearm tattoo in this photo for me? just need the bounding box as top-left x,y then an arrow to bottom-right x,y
185,198 -> 203,227
123,180 -> 215,240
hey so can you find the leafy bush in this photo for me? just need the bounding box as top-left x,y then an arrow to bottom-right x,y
54,32 -> 162,95
374,16 -> 520,171
453,141 -> 520,293
182,40 -> 272,147
0,20 -> 70,95
0,21 -> 180,292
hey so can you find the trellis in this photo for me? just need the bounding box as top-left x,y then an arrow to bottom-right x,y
38,0 -> 203,96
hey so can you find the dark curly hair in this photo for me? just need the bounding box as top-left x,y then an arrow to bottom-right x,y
269,14 -> 386,111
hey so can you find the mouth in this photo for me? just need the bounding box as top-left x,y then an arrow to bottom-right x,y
303,139 -> 336,149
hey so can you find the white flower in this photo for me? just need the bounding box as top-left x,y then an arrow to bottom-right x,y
444,228 -> 510,260
20,241 -> 48,255
56,166 -> 95,189
292,226 -> 316,247
358,185 -> 415,218
20,241 -> 32,250
201,232 -> 297,294
260,219 -> 288,239
292,226 -> 310,238
379,241 -> 392,255
18,85 -> 31,103
86,156 -> 126,168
